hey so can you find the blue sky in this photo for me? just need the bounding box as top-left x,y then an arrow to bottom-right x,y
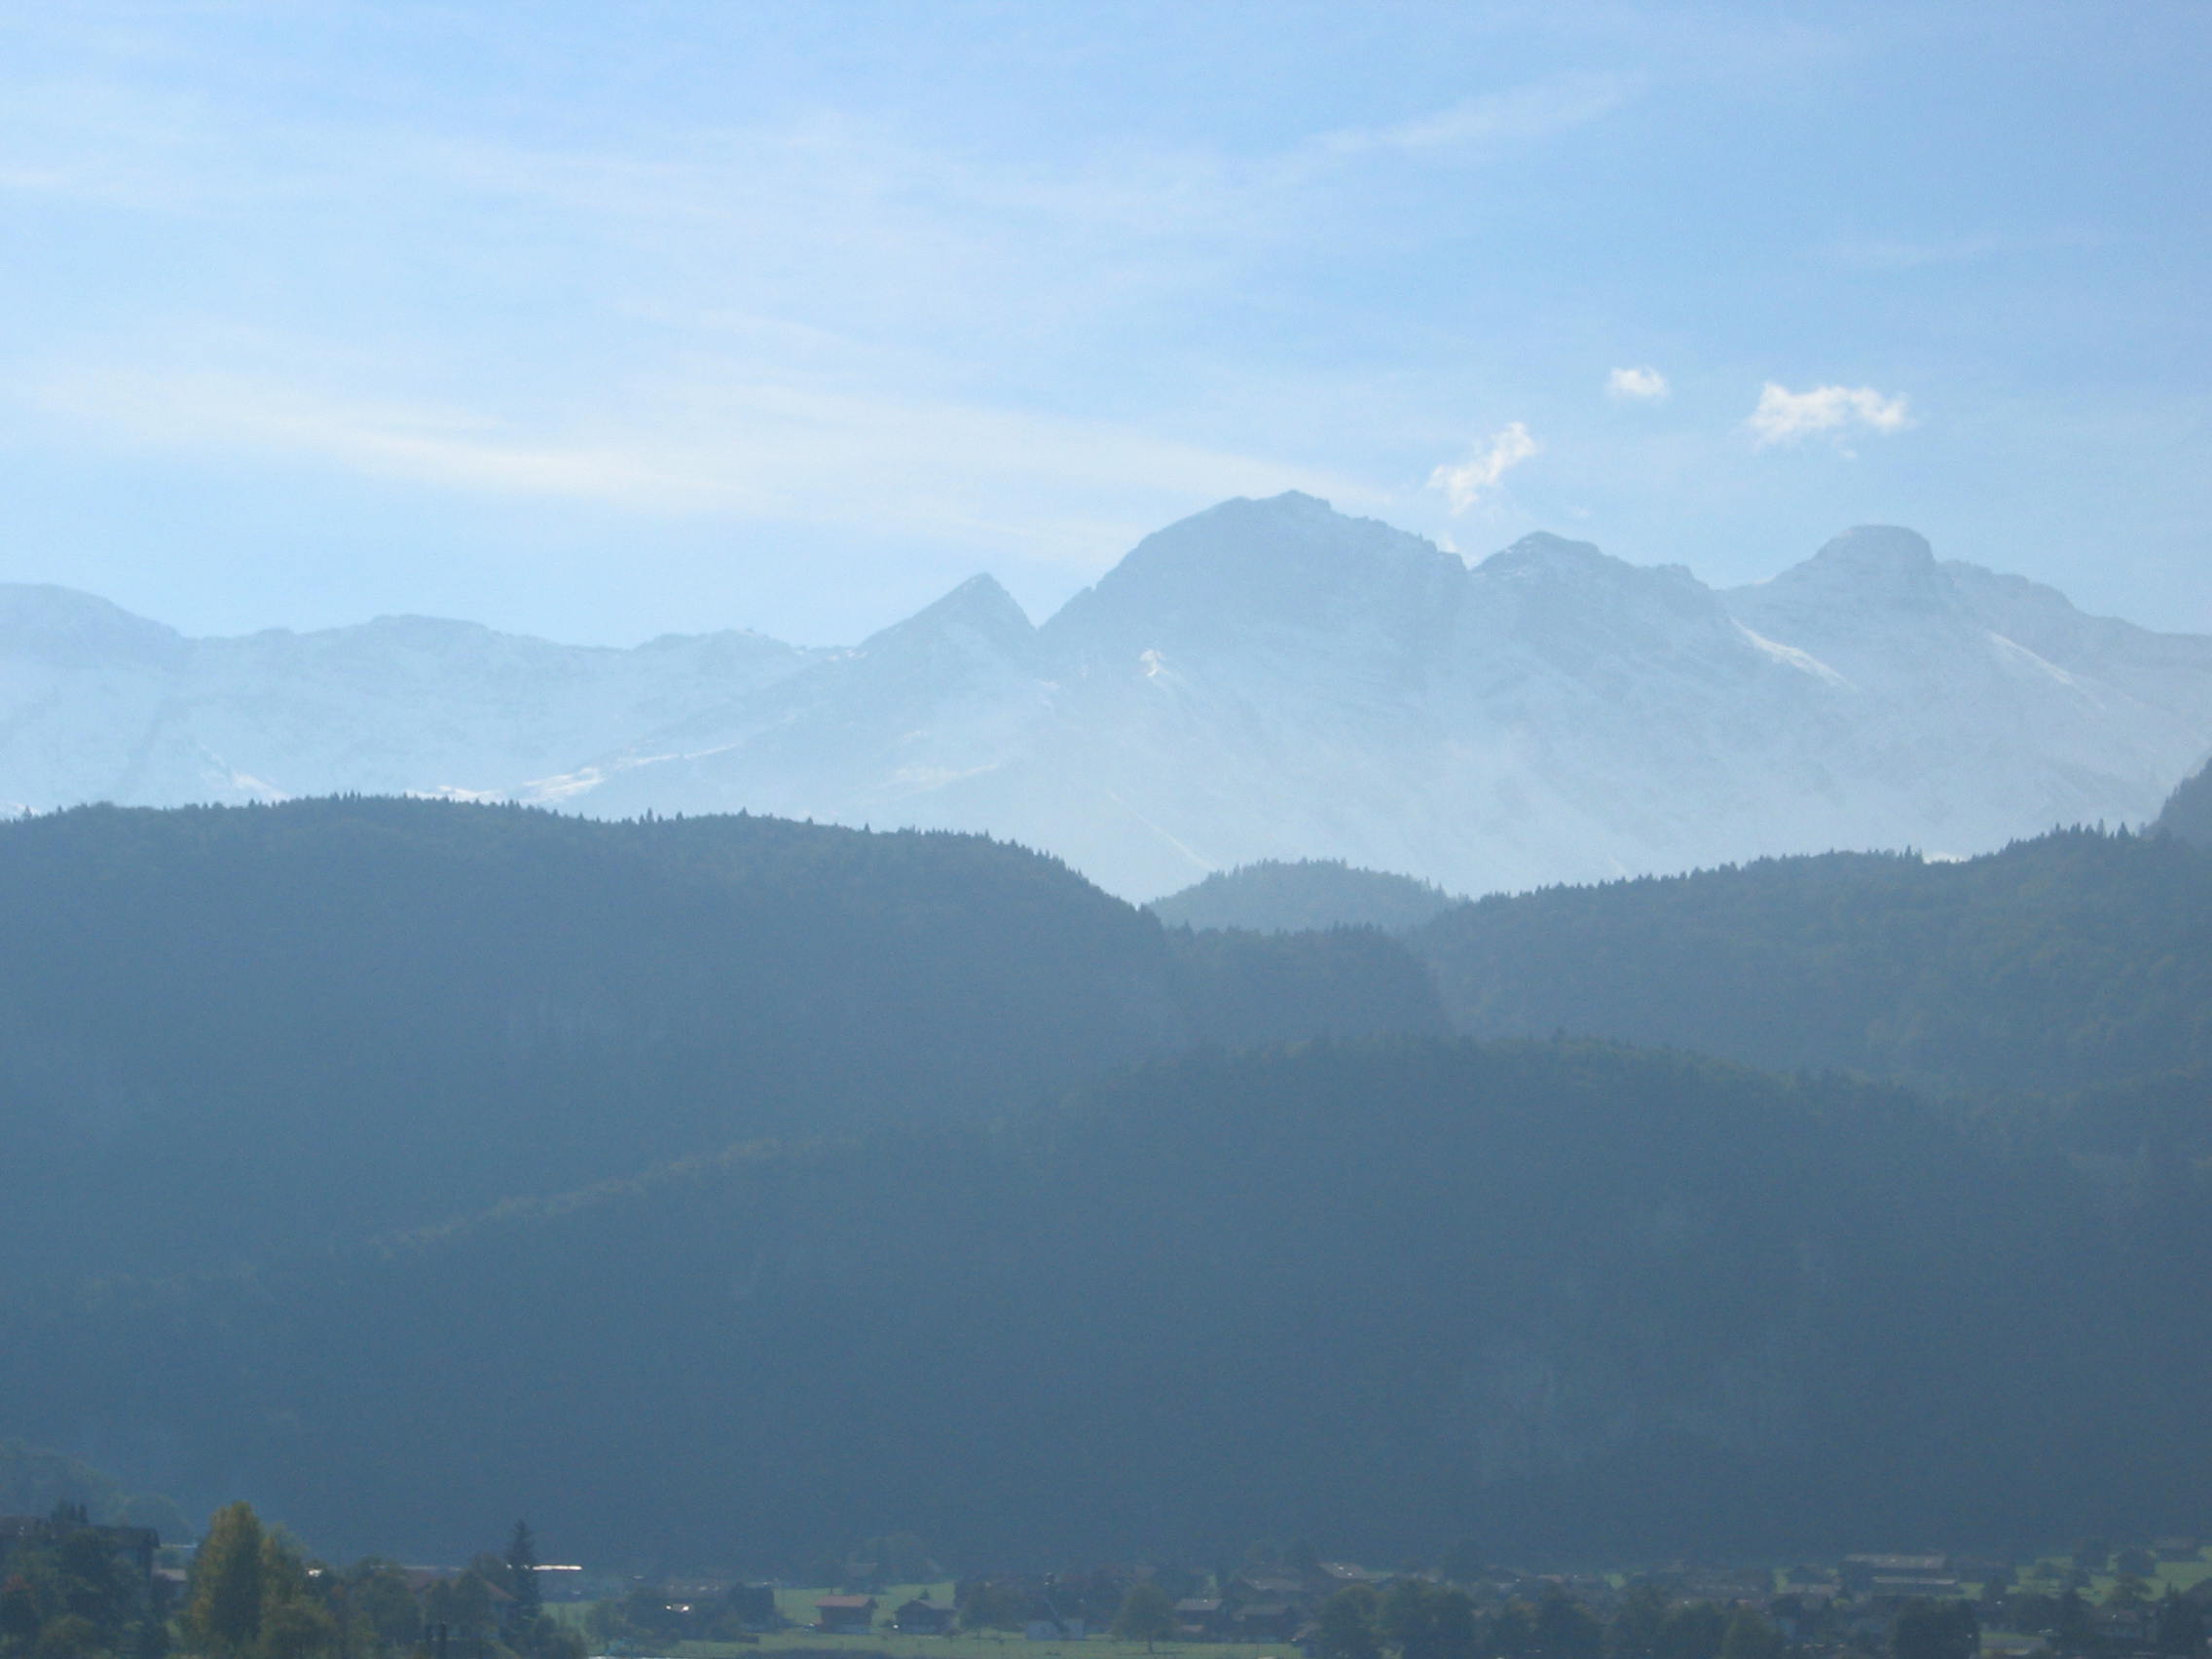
1,2 -> 2207,645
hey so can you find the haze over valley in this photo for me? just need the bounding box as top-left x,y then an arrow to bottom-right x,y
10,4 -> 2212,1643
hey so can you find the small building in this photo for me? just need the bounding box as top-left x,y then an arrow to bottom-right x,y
1177,1598 -> 1228,1639
816,1595 -> 878,1634
1234,1604 -> 1303,1641
896,1600 -> 957,1635
1866,1576 -> 1965,1603
2092,1606 -> 2153,1645
1234,1574 -> 1309,1603
1842,1556 -> 1947,1592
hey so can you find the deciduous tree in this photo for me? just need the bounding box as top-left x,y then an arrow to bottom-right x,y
1317,1586 -> 1382,1659
187,1504 -> 266,1657
1112,1582 -> 1176,1654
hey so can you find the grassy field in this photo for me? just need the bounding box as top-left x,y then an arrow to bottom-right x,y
659,1585 -> 1290,1659
770,1586 -> 959,1628
2001,1552 -> 2212,1602
677,1641 -> 1291,1659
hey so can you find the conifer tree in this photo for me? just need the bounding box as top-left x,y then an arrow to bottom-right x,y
506,1523 -> 541,1620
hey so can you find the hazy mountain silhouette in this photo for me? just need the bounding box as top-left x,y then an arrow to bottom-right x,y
10,497 -> 2211,898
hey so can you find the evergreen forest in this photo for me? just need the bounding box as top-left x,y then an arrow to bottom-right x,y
9,795 -> 2212,1568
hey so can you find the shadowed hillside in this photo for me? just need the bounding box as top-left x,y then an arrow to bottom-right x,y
16,803 -> 2212,1569
1411,828 -> 2212,1093
9,1037 -> 2204,1567
0,797 -> 1442,1284
2157,754 -> 2212,845
1150,858 -> 1460,933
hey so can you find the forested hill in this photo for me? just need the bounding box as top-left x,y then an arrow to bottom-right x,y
2157,755 -> 2212,845
0,797 -> 1441,1284
16,802 -> 2212,1567
14,1037 -> 2207,1567
1150,858 -> 1461,933
1411,827 -> 2212,1093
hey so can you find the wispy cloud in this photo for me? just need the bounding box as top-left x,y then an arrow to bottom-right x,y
1313,72 -> 1638,163
1746,383 -> 1911,448
1428,423 -> 1539,512
30,361 -> 1370,564
1825,227 -> 2104,271
0,54 -> 1631,571
1606,365 -> 1669,401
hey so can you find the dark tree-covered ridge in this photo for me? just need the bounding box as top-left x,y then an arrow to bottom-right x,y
17,800 -> 2212,1569
14,1036 -> 2208,1569
1413,827 -> 2212,1093
2156,754 -> 2212,847
1150,859 -> 1461,934
0,796 -> 1441,1285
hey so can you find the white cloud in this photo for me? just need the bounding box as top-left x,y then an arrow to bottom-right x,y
1747,382 -> 1911,447
1606,365 -> 1669,401
1428,423 -> 1539,513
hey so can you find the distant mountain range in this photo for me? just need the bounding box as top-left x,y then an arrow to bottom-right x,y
8,493 -> 2212,897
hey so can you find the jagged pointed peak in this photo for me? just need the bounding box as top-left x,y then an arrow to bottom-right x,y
924,571 -> 1031,629
863,571 -> 1033,655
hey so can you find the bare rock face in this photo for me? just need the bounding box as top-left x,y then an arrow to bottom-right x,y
8,494 -> 2212,897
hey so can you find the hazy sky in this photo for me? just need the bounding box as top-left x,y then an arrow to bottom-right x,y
2,2 -> 2207,645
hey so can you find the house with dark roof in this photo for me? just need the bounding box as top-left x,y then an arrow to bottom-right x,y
816,1596 -> 877,1634
895,1600 -> 956,1635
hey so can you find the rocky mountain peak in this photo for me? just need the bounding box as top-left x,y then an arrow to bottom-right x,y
1475,531 -> 1614,578
870,573 -> 1031,645
1467,532 -> 1719,631
1040,491 -> 1463,656
1750,525 -> 1951,612
855,573 -> 1037,682
0,583 -> 186,670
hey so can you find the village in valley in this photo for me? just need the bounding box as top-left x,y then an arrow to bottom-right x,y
13,1498 -> 2210,1659
582,1540 -> 2212,1659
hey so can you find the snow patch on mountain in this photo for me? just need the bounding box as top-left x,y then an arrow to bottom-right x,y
1733,621 -> 1849,687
